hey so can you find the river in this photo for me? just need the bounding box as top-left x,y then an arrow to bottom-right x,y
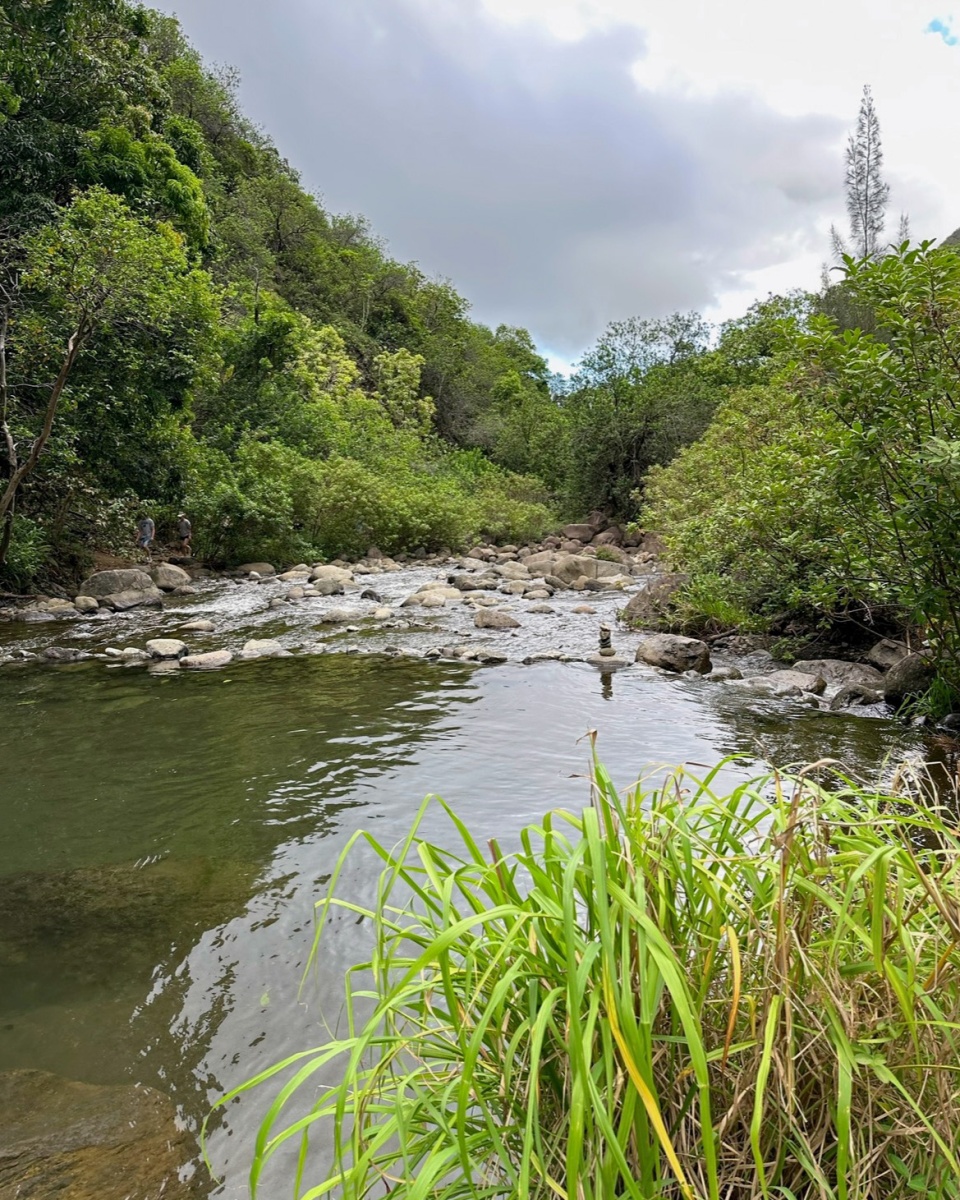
0,564 -> 931,1195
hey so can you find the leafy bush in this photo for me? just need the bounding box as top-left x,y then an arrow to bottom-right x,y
219,756 -> 960,1199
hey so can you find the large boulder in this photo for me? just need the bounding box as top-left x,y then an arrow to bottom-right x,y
0,1069 -> 199,1199
523,550 -> 557,573
551,554 -> 620,586
792,659 -> 885,688
867,638 -> 911,671
236,562 -> 275,576
494,561 -> 531,581
622,574 -> 688,627
310,565 -> 354,585
148,562 -> 191,592
561,524 -> 596,542
591,527 -> 623,547
883,653 -> 935,704
78,569 -> 154,599
145,639 -> 187,660
635,633 -> 711,674
449,573 -> 499,592
100,587 -> 164,611
474,609 -> 521,630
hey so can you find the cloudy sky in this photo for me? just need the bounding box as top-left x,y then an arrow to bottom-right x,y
155,0 -> 960,367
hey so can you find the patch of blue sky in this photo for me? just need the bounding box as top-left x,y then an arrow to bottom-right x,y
927,16 -> 959,46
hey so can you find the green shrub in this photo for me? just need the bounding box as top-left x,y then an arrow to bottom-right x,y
218,757 -> 960,1199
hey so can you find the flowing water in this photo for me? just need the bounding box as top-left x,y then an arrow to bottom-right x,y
0,573 -> 933,1195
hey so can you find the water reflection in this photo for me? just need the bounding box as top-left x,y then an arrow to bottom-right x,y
0,654 -> 931,1196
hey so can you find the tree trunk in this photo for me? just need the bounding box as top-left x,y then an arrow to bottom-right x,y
0,323 -> 86,528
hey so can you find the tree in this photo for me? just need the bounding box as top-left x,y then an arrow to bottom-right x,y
831,85 -> 890,262
0,187 -> 215,562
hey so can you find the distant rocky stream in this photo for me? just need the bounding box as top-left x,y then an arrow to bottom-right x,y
0,530 -> 951,1198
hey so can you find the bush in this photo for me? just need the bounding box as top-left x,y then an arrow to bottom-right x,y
219,758 -> 960,1199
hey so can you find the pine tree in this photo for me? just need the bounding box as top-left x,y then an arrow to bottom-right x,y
841,85 -> 890,260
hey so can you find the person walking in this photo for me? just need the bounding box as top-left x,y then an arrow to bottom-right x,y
177,512 -> 192,556
136,514 -> 155,559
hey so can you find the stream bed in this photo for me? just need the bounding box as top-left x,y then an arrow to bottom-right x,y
0,565 -> 934,1196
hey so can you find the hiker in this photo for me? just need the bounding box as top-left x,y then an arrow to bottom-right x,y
177,512 -> 192,555
136,515 -> 155,557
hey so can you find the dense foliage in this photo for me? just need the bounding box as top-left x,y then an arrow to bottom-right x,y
222,757 -> 960,1198
646,244 -> 960,692
0,0 -> 563,582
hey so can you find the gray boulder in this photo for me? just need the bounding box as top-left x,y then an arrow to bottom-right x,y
561,523 -> 596,541
145,638 -> 187,660
237,562 -> 275,576
793,659 -> 885,688
830,684 -> 885,711
181,649 -> 233,669
867,638 -> 911,671
622,574 -> 688,627
79,569 -> 155,599
100,587 -> 164,611
635,633 -> 711,674
241,638 -> 286,658
883,653 -> 935,704
149,562 -> 191,591
474,609 -> 521,630
74,595 -> 99,613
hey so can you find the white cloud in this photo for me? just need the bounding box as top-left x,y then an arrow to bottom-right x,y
154,0 -> 958,354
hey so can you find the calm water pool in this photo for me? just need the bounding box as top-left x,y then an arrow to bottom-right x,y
0,653 -> 924,1194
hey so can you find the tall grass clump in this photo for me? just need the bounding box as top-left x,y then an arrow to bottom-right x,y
220,757 -> 960,1198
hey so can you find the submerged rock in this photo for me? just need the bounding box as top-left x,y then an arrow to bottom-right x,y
0,1069 -> 200,1199
730,670 -> 826,698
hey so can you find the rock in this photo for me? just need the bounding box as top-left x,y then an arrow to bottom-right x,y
592,528 -> 623,547
500,580 -> 528,596
317,608 -> 361,623
172,584 -> 197,596
793,659 -> 885,688
495,562 -> 531,581
286,585 -> 306,601
101,586 -> 164,611
373,607 -> 393,619
78,569 -> 155,599
562,523 -> 596,541
475,649 -> 509,664
237,562 -> 275,576
731,670 -> 827,697
523,550 -> 557,573
449,573 -> 499,592
310,565 -> 354,585
882,653 -> 935,704
182,619 -> 215,632
524,588 -> 551,600
474,609 -> 521,630
241,639 -> 285,658
267,597 -> 287,610
148,562 -> 191,592
829,684 -> 885,711
707,666 -> 743,681
181,649 -> 233,670
635,634 -> 711,674
586,652 -> 630,671
40,646 -> 86,662
543,574 -> 569,591
120,647 -> 149,663
420,592 -> 447,609
0,1069 -> 199,1200
527,604 -> 556,614
145,639 -> 187,660
572,605 -> 597,615
34,597 -> 77,613
360,588 -> 382,601
867,638 -> 911,671
74,596 -> 99,613
278,567 -> 311,582
622,574 -> 688,627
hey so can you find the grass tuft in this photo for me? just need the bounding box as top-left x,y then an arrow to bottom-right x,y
214,755 -> 960,1198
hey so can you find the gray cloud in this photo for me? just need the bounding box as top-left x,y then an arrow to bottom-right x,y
156,0 -> 843,354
